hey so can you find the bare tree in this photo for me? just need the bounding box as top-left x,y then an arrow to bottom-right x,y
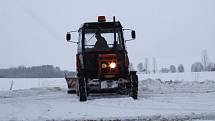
191,62 -> 204,72
152,57 -> 157,73
144,58 -> 149,74
202,50 -> 209,71
178,64 -> 185,72
160,68 -> 169,73
207,62 -> 215,71
169,65 -> 176,73
137,62 -> 144,72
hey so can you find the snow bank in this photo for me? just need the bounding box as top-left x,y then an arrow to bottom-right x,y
138,71 -> 215,82
139,79 -> 215,95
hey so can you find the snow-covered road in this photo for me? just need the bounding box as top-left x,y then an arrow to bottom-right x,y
0,79 -> 215,121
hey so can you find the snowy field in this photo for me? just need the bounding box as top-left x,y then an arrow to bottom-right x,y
139,71 -> 215,82
0,78 -> 67,91
0,73 -> 215,121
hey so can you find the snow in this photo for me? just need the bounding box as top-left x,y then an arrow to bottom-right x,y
139,71 -> 215,82
1,73 -> 215,120
0,78 -> 67,91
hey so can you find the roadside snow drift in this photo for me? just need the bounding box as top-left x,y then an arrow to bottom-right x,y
0,79 -> 215,121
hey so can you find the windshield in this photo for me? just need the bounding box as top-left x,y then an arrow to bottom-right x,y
84,28 -> 123,50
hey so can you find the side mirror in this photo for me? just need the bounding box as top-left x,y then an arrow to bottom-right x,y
66,32 -> 71,41
131,30 -> 136,39
66,31 -> 79,44
123,29 -> 136,41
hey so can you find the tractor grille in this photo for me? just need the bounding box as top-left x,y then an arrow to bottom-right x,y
98,54 -> 119,78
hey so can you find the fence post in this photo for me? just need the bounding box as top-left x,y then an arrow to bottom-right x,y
9,80 -> 14,90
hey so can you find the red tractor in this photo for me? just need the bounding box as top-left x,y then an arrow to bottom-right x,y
66,16 -> 138,101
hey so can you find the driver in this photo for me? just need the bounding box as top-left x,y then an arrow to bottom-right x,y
94,32 -> 109,50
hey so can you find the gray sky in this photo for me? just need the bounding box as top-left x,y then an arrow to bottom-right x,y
0,0 -> 215,71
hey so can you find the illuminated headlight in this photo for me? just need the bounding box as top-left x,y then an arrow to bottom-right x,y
101,63 -> 107,68
109,62 -> 116,69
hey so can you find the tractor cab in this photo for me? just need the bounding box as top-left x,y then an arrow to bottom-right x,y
66,16 -> 138,101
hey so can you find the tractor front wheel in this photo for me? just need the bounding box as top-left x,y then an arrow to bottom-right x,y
78,77 -> 87,101
130,73 -> 138,99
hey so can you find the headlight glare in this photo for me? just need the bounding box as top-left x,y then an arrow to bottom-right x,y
109,62 -> 116,69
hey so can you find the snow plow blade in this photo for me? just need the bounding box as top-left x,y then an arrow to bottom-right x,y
65,73 -> 77,94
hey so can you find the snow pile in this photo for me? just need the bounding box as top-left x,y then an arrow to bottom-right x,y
138,71 -> 215,82
139,79 -> 215,95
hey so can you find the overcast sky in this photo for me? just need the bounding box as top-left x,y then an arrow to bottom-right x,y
0,0 -> 215,71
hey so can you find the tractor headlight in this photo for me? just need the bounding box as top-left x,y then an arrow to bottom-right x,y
101,63 -> 107,68
109,62 -> 116,69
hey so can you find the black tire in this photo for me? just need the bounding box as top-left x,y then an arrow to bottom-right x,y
78,77 -> 87,102
67,89 -> 76,94
130,74 -> 138,99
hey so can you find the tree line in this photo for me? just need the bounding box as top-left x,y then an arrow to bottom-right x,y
191,50 -> 215,72
0,65 -> 75,78
133,60 -> 185,73
134,50 -> 215,73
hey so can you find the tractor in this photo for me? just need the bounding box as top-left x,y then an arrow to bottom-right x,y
66,16 -> 138,101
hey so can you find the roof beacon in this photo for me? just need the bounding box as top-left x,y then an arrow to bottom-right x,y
98,16 -> 106,22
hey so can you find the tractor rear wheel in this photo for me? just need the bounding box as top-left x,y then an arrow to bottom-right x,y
130,73 -> 138,99
78,77 -> 87,101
